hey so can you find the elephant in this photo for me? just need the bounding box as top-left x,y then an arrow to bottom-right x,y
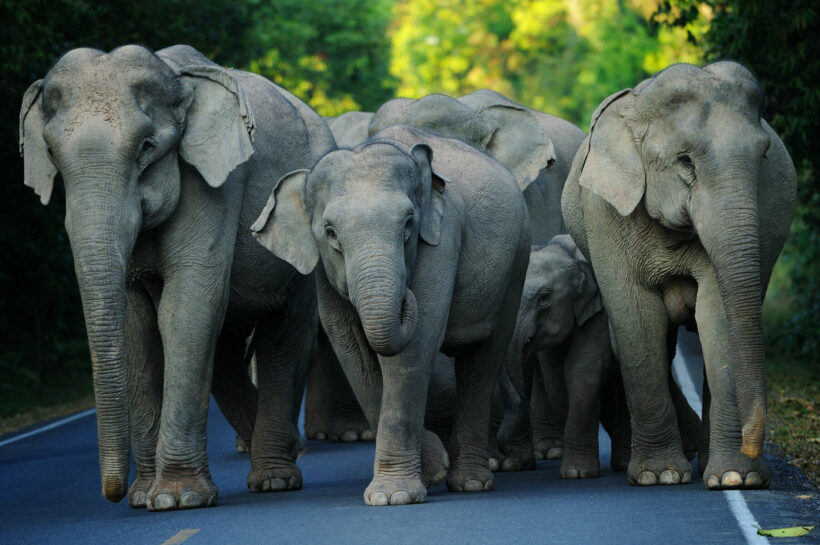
369,90 -> 586,465
19,44 -> 335,510
252,124 -> 531,505
562,61 -> 796,489
499,235 -> 702,478
325,111 -> 374,149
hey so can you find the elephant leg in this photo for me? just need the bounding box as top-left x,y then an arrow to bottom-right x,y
698,378 -> 712,475
531,362 -> 563,460
607,286 -> 691,486
694,271 -> 769,489
247,276 -> 316,493
212,326 -> 257,453
537,350 -> 569,446
559,334 -> 609,479
304,328 -> 373,442
600,364 -> 631,471
125,284 -> 164,508
494,348 -> 536,473
424,353 -> 456,448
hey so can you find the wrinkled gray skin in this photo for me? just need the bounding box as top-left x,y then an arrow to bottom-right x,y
370,90 -> 586,464
19,45 -> 334,510
253,125 -> 530,505
326,111 -> 374,149
562,62 -> 796,488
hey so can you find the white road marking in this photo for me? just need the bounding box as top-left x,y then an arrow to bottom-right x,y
160,529 -> 200,545
671,333 -> 769,545
0,408 -> 96,448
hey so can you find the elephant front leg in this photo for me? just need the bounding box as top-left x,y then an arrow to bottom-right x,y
695,270 -> 769,489
125,284 -> 163,508
531,363 -> 563,460
147,272 -> 228,511
607,285 -> 692,486
246,284 -> 316,493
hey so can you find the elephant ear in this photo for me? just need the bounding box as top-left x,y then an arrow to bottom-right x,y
177,65 -> 255,188
410,143 -> 448,246
574,258 -> 602,326
578,89 -> 645,217
19,80 -> 58,205
479,105 -> 556,192
251,169 -> 318,275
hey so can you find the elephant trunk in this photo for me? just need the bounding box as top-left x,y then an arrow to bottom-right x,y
63,165 -> 141,502
694,174 -> 765,459
348,249 -> 418,357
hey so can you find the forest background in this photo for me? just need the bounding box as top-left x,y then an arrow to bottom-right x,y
0,0 -> 816,481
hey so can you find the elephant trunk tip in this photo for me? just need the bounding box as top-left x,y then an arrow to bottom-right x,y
740,405 -> 766,460
102,475 -> 128,503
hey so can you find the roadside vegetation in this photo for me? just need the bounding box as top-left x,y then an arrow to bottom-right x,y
0,0 -> 816,487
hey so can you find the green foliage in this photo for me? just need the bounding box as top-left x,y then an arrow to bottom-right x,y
388,0 -> 703,128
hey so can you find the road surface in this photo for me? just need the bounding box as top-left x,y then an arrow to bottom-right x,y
0,330 -> 817,544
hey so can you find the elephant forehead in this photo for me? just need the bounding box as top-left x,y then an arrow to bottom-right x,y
313,144 -> 416,194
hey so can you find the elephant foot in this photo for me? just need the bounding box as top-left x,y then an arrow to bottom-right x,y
247,462 -> 303,492
421,431 -> 449,487
235,434 -> 249,454
146,474 -> 218,511
305,407 -> 373,442
446,462 -> 494,493
128,474 -> 154,508
627,451 -> 693,486
494,445 -> 536,472
364,476 -> 427,506
610,444 -> 631,471
561,453 -> 600,479
533,438 -> 563,460
703,452 -> 769,490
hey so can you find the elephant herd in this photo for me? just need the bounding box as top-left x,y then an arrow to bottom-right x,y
19,44 -> 796,511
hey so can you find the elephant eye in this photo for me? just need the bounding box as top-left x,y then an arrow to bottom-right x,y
677,153 -> 694,170
137,137 -> 156,168
325,226 -> 338,240
536,289 -> 552,307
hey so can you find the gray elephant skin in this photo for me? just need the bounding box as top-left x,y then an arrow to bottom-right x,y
19,44 -> 335,510
325,111 -> 374,149
562,61 -> 796,488
253,124 -> 531,505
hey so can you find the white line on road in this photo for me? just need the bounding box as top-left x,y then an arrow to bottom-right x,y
671,334 -> 769,545
0,408 -> 96,448
160,529 -> 200,545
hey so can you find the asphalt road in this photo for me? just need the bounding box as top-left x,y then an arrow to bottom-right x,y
0,330 -> 817,545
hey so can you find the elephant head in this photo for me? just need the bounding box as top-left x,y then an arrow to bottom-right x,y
369,91 -> 555,191
19,44 -> 255,501
576,61 -> 772,459
252,140 -> 447,357
513,235 -> 601,362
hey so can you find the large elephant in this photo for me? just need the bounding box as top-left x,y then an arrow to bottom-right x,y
562,61 -> 796,488
325,111 -> 374,149
253,125 -> 531,505
19,44 -> 335,510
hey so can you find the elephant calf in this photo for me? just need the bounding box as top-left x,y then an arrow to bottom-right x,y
563,61 -> 796,489
253,125 -> 531,505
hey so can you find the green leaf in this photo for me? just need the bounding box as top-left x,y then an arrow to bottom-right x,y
756,525 -> 815,537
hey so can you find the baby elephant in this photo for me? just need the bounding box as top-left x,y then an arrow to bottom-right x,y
502,235 -> 631,478
253,125 -> 531,505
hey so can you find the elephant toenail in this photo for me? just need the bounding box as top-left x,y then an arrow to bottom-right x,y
463,479 -> 484,492
151,493 -> 176,511
534,451 -> 544,460
721,471 -> 742,487
659,470 -> 680,484
681,470 -> 692,483
488,458 -> 500,472
744,471 -> 763,488
390,491 -> 411,505
483,479 -> 493,490
502,458 -> 520,472
315,432 -> 327,440
637,471 -> 658,485
547,447 -> 563,460
179,492 -> 202,508
565,468 -> 579,479
289,477 -> 301,489
706,475 -> 721,489
268,478 -> 287,491
341,430 -> 358,442
361,430 -> 375,441
129,491 -> 147,508
369,491 -> 389,506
